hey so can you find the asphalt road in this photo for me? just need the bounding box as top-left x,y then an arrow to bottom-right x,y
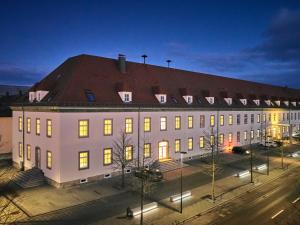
189,166 -> 300,225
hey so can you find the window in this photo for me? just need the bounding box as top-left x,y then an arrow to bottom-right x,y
237,132 -> 240,142
171,96 -> 178,103
210,115 -> 215,127
144,117 -> 151,132
26,118 -> 31,133
250,130 -> 254,139
220,115 -> 224,126
200,115 -> 205,128
188,138 -> 193,150
283,113 -> 285,121
47,151 -> 52,169
143,144 -> 151,158
160,117 -> 167,131
257,129 -> 260,138
26,144 -> 31,160
237,114 -> 241,125
79,151 -> 89,170
244,114 -> 248,124
18,116 -> 23,131
79,120 -> 89,137
125,146 -> 133,161
104,119 -> 113,136
188,116 -> 193,129
251,114 -> 254,124
36,118 -> 40,135
274,113 -> 277,121
219,134 -> 224,145
175,139 -> 181,153
187,96 -> 193,104
268,113 -> 271,122
46,119 -> 52,137
263,113 -> 266,122
19,142 -> 23,158
257,114 -> 261,123
199,136 -> 205,148
104,148 -> 112,165
210,135 -> 215,146
228,115 -> 233,125
175,116 -> 181,130
85,90 -> 95,102
244,131 -> 247,141
125,118 -> 133,133
228,133 -> 233,143
160,95 -> 166,103
124,93 -> 130,102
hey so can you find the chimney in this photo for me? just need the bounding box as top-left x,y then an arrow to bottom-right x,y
118,54 -> 126,73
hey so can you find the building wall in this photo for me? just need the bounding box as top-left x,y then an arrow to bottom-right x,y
0,117 -> 12,154
12,108 -> 300,185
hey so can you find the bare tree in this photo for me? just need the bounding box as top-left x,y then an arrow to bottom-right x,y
112,130 -> 135,188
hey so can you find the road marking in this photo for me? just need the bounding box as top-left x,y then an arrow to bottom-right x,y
292,197 -> 300,204
271,209 -> 284,219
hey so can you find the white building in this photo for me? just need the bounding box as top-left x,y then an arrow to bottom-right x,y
11,54 -> 300,187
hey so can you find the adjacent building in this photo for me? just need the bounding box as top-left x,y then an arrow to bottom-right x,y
11,54 -> 300,187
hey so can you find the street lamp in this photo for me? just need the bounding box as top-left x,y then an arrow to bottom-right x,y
180,151 -> 187,213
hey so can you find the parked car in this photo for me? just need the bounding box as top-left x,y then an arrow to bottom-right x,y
265,141 -> 278,147
134,168 -> 163,182
232,146 -> 250,155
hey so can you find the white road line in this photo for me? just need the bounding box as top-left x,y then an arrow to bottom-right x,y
271,209 -> 284,219
292,197 -> 300,204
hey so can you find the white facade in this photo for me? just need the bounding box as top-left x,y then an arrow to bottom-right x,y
12,107 -> 300,186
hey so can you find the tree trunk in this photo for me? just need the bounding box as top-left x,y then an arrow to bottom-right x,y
122,165 -> 125,188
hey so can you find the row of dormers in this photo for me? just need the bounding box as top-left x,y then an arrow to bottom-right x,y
29,90 -> 49,102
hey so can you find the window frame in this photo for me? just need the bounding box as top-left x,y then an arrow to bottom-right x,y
125,118 -> 133,134
78,151 -> 89,170
26,117 -> 31,133
143,143 -> 151,158
144,117 -> 151,132
103,119 -> 113,136
46,150 -> 52,169
175,139 -> 181,153
46,119 -> 52,138
160,116 -> 167,131
78,119 -> 89,138
175,116 -> 181,130
103,148 -> 113,166
188,137 -> 193,151
26,144 -> 31,161
188,116 -> 193,129
36,118 -> 41,135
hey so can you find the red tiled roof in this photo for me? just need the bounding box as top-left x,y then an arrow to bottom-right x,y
30,54 -> 300,108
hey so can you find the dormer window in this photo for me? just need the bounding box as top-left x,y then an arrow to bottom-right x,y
155,94 -> 167,104
291,101 -> 296,107
265,100 -> 271,106
275,100 -> 280,106
85,90 -> 95,102
29,90 -> 49,102
205,97 -> 214,104
284,101 -> 289,106
240,99 -> 247,105
253,99 -> 260,106
29,92 -> 36,102
183,95 -> 193,104
224,98 -> 232,105
118,91 -> 132,103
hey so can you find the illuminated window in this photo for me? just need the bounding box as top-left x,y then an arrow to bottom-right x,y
210,135 -> 215,146
18,116 -> 23,131
104,119 -> 113,136
268,113 -> 271,122
46,119 -> 52,137
125,146 -> 133,161
257,129 -> 260,138
160,117 -> 167,131
199,136 -> 205,148
36,118 -> 40,135
175,139 -> 181,152
237,114 -> 241,125
273,113 -> 276,121
220,115 -> 224,126
79,151 -> 89,170
104,148 -> 112,165
144,117 -> 151,132
79,120 -> 89,137
237,131 -> 240,142
26,144 -> 31,160
251,130 -> 254,139
188,138 -> 193,150
125,118 -> 133,134
26,118 -> 31,133
257,114 -> 261,123
210,115 -> 215,127
143,144 -> 151,158
251,114 -> 254,124
19,142 -> 23,159
200,115 -> 205,128
228,115 -> 233,125
228,133 -> 233,143
219,134 -> 224,145
47,151 -> 52,169
175,116 -> 181,130
263,113 -> 266,122
188,116 -> 193,129
244,131 -> 247,141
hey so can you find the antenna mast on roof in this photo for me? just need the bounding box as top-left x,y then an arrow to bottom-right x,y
166,59 -> 172,68
141,54 -> 148,64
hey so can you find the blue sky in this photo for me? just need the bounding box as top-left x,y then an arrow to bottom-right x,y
1,0 -> 300,88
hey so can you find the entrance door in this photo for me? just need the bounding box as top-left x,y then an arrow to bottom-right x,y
35,147 -> 41,168
158,141 -> 169,161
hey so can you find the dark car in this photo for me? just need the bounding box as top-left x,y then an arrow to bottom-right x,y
134,168 -> 163,182
232,146 -> 250,155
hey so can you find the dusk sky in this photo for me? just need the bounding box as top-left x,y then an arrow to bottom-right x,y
0,0 -> 300,88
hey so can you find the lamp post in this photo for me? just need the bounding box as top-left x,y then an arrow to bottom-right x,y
180,151 -> 187,213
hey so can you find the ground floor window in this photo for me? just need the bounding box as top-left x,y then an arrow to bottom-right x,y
103,148 -> 112,165
125,146 -> 133,161
188,138 -> 193,150
143,144 -> 151,158
79,151 -> 89,170
47,151 -> 52,169
19,142 -> 23,159
199,136 -> 205,148
27,144 -> 31,160
175,139 -> 181,153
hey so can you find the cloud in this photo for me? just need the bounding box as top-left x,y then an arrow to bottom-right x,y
0,63 -> 43,86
